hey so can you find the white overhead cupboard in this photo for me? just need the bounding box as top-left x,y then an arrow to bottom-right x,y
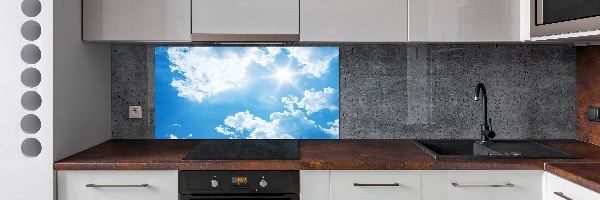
82,0 -> 531,42
82,0 -> 191,41
408,0 -> 530,42
191,0 -> 300,41
299,0 -> 408,42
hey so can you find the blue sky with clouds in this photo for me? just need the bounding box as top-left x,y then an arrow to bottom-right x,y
155,47 -> 339,139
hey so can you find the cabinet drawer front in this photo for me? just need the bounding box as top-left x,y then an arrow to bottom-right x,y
330,170 -> 421,200
57,170 -> 178,200
422,170 -> 542,200
300,170 -> 330,200
546,172 -> 600,200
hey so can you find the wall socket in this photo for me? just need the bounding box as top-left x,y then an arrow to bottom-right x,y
129,106 -> 142,119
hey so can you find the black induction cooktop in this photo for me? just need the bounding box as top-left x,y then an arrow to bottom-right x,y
182,140 -> 300,160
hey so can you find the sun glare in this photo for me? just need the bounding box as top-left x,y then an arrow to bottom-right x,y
273,67 -> 296,86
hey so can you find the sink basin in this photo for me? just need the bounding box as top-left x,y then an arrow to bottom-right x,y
412,140 -> 579,159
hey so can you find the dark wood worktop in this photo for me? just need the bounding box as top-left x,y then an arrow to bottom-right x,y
545,162 -> 600,194
54,139 -> 600,171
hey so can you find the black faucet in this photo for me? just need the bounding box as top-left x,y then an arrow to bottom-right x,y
474,83 -> 495,143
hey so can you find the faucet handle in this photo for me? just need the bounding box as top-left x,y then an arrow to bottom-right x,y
488,118 -> 493,131
487,130 -> 496,139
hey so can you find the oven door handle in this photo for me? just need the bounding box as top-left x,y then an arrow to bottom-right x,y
180,195 -> 298,200
210,196 -> 296,199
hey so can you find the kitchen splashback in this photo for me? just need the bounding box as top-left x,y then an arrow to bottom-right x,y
112,43 -> 576,139
155,47 -> 340,139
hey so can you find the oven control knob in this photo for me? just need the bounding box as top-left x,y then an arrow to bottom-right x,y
259,179 -> 268,187
211,180 -> 219,188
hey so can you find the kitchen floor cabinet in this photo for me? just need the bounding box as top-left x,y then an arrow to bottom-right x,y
545,172 -> 600,200
55,170 -> 600,200
422,170 -> 542,200
301,170 -> 546,200
300,0 -> 408,42
57,170 -> 178,200
300,171 -> 330,200
330,170 -> 421,200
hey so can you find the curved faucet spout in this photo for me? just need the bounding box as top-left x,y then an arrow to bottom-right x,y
474,83 -> 494,142
474,83 -> 488,130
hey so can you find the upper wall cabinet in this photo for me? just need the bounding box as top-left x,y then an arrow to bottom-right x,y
83,0 -> 191,41
409,0 -> 530,42
300,0 -> 408,42
191,0 -> 300,41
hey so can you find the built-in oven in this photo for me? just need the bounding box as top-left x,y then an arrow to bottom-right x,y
532,0 -> 600,37
179,171 -> 299,200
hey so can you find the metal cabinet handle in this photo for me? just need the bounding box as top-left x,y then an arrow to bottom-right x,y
554,192 -> 573,200
353,183 -> 400,186
86,184 -> 148,188
451,183 -> 514,188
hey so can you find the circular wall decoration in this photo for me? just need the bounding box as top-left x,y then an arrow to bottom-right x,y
21,138 -> 42,157
21,68 -> 41,88
21,44 -> 41,64
21,0 -> 41,17
21,91 -> 42,111
21,20 -> 41,41
20,114 -> 41,134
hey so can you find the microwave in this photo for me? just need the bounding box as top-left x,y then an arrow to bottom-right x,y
531,0 -> 600,38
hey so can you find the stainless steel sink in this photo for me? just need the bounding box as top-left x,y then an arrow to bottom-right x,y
412,140 -> 579,159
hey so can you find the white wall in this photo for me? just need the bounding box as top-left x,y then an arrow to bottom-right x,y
53,0 -> 111,162
0,0 -> 110,199
0,0 -> 54,199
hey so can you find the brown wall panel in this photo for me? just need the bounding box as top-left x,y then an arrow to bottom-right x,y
577,46 -> 600,144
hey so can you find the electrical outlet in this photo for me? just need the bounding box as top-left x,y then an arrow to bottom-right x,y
129,106 -> 142,119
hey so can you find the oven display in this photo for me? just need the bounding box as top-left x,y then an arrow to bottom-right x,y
232,177 -> 247,184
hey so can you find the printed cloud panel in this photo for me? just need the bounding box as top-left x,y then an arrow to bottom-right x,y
155,47 -> 340,139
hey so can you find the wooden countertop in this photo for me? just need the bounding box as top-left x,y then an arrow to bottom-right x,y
54,139 -> 600,171
545,162 -> 600,194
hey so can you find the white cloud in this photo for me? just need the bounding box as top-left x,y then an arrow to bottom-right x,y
220,110 -> 280,139
167,47 -> 282,103
169,133 -> 192,139
216,110 -> 336,139
284,47 -> 339,78
173,124 -> 181,127
297,87 -> 338,115
215,125 -> 235,135
281,95 -> 299,112
320,119 -> 339,136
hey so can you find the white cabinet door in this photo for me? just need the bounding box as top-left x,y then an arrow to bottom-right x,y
422,170 -> 543,200
191,0 -> 299,35
57,170 -> 178,200
409,0 -> 529,42
300,170 -> 330,200
300,0 -> 408,42
82,0 -> 191,41
330,170 -> 420,200
545,172 -> 600,200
